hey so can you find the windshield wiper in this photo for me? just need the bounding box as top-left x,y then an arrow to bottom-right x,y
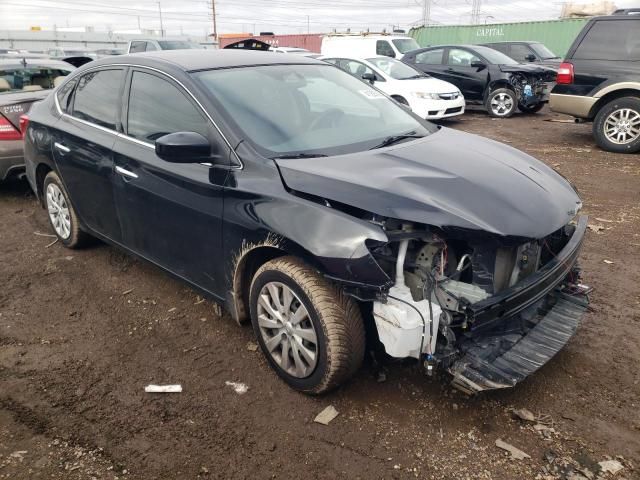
403,74 -> 427,79
271,153 -> 328,159
370,132 -> 424,150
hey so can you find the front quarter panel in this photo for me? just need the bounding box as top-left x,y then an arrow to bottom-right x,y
222,150 -> 391,290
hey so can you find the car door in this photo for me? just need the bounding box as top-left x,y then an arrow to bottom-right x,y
111,68 -> 230,294
51,68 -> 125,242
442,48 -> 485,100
376,40 -> 396,58
408,48 -> 447,78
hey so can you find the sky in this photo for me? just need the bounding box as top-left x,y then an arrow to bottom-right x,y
0,0 -> 637,37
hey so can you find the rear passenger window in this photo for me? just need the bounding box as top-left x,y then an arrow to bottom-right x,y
126,71 -> 209,142
376,40 -> 395,58
56,78 -> 77,113
72,69 -> 123,130
415,49 -> 444,64
574,20 -> 640,60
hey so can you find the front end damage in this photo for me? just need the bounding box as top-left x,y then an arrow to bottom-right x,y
502,65 -> 557,107
365,215 -> 589,394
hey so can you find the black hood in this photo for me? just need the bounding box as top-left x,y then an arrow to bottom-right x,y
499,63 -> 556,74
275,128 -> 582,239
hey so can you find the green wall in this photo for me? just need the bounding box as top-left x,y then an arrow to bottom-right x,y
409,18 -> 590,58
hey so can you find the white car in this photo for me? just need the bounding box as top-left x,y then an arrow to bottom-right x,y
271,47 -> 312,54
323,56 -> 465,120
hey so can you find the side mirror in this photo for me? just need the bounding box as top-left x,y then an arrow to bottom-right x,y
155,132 -> 213,163
361,72 -> 376,84
470,60 -> 486,69
525,54 -> 537,62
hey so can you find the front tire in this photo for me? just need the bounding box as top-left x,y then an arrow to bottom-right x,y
486,88 -> 517,118
249,256 -> 365,394
592,96 -> 640,153
43,171 -> 88,248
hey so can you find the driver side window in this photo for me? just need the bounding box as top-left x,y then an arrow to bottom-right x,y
447,49 -> 480,66
376,40 -> 396,58
126,71 -> 210,142
341,60 -> 377,80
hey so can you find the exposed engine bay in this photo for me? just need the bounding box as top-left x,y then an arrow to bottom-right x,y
508,71 -> 553,107
367,216 -> 590,394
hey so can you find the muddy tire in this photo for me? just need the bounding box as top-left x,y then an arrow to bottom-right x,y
592,96 -> 640,154
486,88 -> 517,118
43,171 -> 88,248
518,102 -> 545,114
249,256 -> 365,394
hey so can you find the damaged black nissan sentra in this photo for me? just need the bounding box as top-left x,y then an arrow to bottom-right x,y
23,50 -> 589,395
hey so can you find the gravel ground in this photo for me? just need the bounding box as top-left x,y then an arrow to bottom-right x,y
0,106 -> 638,480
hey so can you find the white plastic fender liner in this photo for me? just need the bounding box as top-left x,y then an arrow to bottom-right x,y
373,284 -> 441,359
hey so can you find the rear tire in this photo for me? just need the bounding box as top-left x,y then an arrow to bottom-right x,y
249,256 -> 365,394
592,96 -> 640,153
43,171 -> 88,248
486,88 -> 517,118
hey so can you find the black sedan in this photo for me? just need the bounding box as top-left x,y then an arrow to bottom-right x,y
24,50 -> 588,395
403,45 -> 557,117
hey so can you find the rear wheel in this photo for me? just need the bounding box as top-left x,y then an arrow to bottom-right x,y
249,256 -> 365,394
486,88 -> 517,118
593,96 -> 640,153
43,171 -> 88,248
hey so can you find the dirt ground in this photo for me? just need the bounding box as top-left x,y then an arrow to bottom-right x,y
1,107 -> 639,480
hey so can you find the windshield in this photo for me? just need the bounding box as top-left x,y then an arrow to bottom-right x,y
392,38 -> 420,53
194,64 -> 432,157
0,66 -> 72,94
366,57 -> 426,80
158,41 -> 200,50
473,46 -> 518,65
530,43 -> 559,60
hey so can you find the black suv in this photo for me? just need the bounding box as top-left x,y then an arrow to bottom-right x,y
549,12 -> 640,153
480,41 -> 561,68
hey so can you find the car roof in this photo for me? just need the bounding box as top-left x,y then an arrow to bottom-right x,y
0,58 -> 75,69
88,49 -> 325,71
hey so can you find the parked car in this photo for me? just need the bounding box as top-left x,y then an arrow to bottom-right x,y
24,50 -> 588,395
403,45 -> 557,117
549,12 -> 640,153
321,33 -> 420,59
127,39 -> 202,53
0,58 -> 74,181
271,47 -> 312,54
46,47 -> 96,67
479,41 -> 561,68
323,55 -> 465,119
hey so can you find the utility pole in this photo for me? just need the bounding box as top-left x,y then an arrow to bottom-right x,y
157,2 -> 164,37
211,0 -> 217,40
422,0 -> 430,26
471,0 -> 482,24
307,15 -> 310,33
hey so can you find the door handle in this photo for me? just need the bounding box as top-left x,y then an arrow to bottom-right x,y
115,165 -> 138,179
54,142 -> 70,154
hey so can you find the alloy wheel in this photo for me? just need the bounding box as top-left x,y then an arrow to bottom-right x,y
256,281 -> 318,378
46,183 -> 71,239
603,108 -> 640,145
490,92 -> 514,116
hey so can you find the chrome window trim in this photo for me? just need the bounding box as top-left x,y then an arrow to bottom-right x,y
54,62 -> 243,170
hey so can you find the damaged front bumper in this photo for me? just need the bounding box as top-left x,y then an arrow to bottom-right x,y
369,216 -> 589,394
449,216 -> 589,393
